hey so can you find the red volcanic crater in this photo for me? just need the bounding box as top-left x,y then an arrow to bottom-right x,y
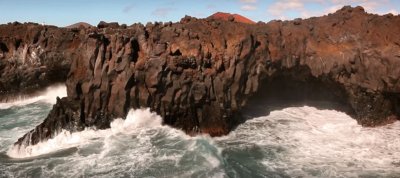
65,22 -> 93,29
208,12 -> 256,24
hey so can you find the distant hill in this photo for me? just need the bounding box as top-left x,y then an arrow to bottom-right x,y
208,12 -> 256,24
65,22 -> 93,29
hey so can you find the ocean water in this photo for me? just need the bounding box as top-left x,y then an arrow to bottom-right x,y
1,85 -> 400,178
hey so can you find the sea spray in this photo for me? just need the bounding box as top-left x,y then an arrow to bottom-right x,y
5,106 -> 224,176
2,105 -> 400,177
8,108 -> 168,158
0,84 -> 67,109
217,106 -> 400,177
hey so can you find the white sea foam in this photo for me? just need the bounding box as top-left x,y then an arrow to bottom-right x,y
219,106 -> 400,177
4,105 -> 400,177
6,107 -> 224,177
7,108 -> 164,158
0,84 -> 67,109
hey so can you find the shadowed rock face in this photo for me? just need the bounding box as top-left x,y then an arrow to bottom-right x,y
5,6 -> 400,147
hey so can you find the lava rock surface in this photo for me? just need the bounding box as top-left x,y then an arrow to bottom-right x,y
2,6 -> 398,147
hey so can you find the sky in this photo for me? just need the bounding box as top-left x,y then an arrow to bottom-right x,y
0,0 -> 399,27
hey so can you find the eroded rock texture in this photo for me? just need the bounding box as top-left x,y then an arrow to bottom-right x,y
0,23 -> 84,100
7,6 -> 400,146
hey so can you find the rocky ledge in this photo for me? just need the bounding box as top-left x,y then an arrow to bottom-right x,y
3,6 -> 399,147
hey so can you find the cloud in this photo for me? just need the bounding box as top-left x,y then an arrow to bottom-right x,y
330,0 -> 383,12
267,0 -> 396,20
240,0 -> 258,11
123,4 -> 135,13
152,8 -> 174,16
192,12 -> 206,17
240,0 -> 257,3
207,4 -> 216,9
241,5 -> 257,11
268,0 -> 305,18
388,9 -> 398,14
328,0 -> 393,15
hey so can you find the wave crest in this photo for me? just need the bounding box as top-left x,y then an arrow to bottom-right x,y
7,108 -> 164,158
0,84 -> 67,109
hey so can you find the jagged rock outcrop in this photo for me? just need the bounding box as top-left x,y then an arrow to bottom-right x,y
6,6 -> 400,147
15,97 -> 83,147
0,23 -> 82,100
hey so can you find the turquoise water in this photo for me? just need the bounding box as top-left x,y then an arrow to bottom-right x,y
1,86 -> 400,178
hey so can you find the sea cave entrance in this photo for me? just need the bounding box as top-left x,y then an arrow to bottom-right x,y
240,66 -> 356,120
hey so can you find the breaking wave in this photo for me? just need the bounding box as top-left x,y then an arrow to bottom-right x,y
217,106 -> 400,177
1,103 -> 400,177
0,84 -> 67,109
7,108 -> 167,158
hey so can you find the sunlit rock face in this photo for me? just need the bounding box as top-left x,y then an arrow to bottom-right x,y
3,6 -> 399,147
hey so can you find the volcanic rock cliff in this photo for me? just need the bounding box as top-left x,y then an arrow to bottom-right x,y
2,6 -> 399,147
0,23 -> 78,100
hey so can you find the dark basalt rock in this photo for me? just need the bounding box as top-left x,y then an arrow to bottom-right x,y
0,23 -> 81,101
2,6 -> 399,147
15,97 -> 84,146
97,21 -> 120,29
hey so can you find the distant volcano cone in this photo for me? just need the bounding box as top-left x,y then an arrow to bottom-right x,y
65,22 -> 93,28
208,12 -> 256,24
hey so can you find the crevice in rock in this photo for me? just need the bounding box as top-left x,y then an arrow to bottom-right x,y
75,82 -> 83,99
80,99 -> 86,126
14,39 -> 22,50
131,39 -> 140,62
254,40 -> 261,49
384,92 -> 400,118
170,49 -> 182,56
32,31 -> 41,44
0,42 -> 9,52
